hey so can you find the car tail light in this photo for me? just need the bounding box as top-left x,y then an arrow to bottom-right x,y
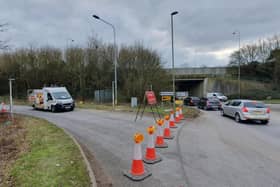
266,107 -> 270,113
242,107 -> 248,112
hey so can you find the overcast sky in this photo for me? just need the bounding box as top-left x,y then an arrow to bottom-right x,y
1,0 -> 279,67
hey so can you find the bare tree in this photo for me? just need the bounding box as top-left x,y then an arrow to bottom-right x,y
229,34 -> 280,66
118,43 -> 170,98
241,44 -> 259,64
0,23 -> 9,50
258,39 -> 270,63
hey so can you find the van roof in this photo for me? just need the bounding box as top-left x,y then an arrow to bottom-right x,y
43,87 -> 67,92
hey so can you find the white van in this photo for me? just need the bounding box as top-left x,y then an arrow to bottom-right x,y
28,87 -> 75,112
207,92 -> 228,102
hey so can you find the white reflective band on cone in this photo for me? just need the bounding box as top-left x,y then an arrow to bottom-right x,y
170,113 -> 174,121
134,143 -> 142,160
176,111 -> 179,117
147,134 -> 154,148
164,120 -> 169,128
157,125 -> 163,137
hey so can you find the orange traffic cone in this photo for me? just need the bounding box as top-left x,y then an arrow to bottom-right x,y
169,111 -> 177,128
143,126 -> 162,164
155,119 -> 168,148
179,107 -> 184,120
175,107 -> 181,123
123,133 -> 152,181
1,102 -> 7,113
163,115 -> 174,139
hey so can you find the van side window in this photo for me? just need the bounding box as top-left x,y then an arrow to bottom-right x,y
47,93 -> 53,101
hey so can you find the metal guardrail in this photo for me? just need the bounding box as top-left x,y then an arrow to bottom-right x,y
166,67 -> 227,76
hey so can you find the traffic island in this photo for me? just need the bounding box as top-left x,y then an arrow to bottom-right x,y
0,115 -> 91,187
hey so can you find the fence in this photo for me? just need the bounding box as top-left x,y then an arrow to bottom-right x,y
94,89 -> 112,103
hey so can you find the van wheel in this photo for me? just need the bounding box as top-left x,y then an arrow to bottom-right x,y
261,120 -> 268,125
51,106 -> 56,113
235,113 -> 241,123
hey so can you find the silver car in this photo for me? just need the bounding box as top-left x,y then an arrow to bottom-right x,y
221,100 -> 270,124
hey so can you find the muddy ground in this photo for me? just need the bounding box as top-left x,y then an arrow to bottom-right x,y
0,114 -> 28,187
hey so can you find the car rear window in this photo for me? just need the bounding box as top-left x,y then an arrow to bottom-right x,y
244,102 -> 265,108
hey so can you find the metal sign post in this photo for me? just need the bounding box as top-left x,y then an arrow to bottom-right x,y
9,78 -> 15,119
112,81 -> 115,110
135,91 -> 161,122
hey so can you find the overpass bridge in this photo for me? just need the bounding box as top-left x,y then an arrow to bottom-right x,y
168,67 -> 227,76
165,67 -> 235,97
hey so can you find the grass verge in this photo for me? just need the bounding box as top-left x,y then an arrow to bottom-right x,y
263,99 -> 280,104
1,96 -> 200,119
1,115 -> 91,187
77,101 -> 200,119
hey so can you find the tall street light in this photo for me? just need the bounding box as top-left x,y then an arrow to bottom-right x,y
171,11 -> 178,111
8,78 -> 15,119
233,31 -> 241,98
92,14 -> 118,106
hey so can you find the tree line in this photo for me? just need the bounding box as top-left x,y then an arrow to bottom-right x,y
228,34 -> 280,88
0,36 -> 171,101
0,23 -> 9,50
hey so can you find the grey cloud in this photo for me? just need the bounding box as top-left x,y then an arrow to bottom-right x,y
0,0 -> 279,67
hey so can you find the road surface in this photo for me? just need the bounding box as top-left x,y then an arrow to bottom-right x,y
15,105 -> 280,187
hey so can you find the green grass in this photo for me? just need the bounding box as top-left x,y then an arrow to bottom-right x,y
77,101 -> 200,118
263,99 -> 280,104
13,99 -> 29,105
10,117 -> 91,187
0,96 -> 29,106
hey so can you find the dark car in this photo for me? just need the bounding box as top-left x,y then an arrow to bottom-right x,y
198,97 -> 221,110
184,96 -> 200,106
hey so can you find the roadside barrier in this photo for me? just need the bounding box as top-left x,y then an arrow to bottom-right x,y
143,126 -> 162,164
175,107 -> 181,123
163,115 -> 174,139
155,119 -> 168,148
169,110 -> 177,128
123,133 -> 152,181
1,102 -> 7,113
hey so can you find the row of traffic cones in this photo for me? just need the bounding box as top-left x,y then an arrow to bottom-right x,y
124,106 -> 185,181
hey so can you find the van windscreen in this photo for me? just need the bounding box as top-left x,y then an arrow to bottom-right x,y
53,92 -> 71,99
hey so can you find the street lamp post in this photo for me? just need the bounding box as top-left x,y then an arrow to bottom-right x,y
8,78 -> 15,118
92,14 -> 118,107
233,31 -> 241,98
171,11 -> 178,111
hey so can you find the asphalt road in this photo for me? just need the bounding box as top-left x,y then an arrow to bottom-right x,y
14,105 -> 280,187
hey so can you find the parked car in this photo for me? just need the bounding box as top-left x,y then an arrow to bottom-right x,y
197,97 -> 221,110
184,96 -> 200,106
207,92 -> 228,102
221,100 -> 270,124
